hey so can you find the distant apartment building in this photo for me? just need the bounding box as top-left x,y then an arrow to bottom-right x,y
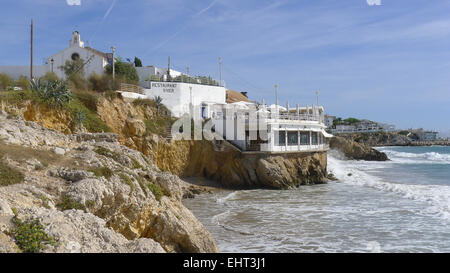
423,131 -> 439,141
330,118 -> 396,134
324,115 -> 336,128
409,129 -> 439,141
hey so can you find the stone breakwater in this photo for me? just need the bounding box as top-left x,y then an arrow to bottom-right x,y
0,112 -> 218,253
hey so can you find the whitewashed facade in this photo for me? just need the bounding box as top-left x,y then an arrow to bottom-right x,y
0,31 -> 109,80
211,104 -> 332,153
143,82 -> 226,118
47,31 -> 109,79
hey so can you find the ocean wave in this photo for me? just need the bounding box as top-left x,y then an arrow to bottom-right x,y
328,155 -> 450,221
215,191 -> 239,204
381,150 -> 450,164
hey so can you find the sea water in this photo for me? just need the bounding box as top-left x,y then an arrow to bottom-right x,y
183,146 -> 450,252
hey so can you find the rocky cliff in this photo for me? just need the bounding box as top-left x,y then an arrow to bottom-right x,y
0,112 -> 218,253
149,139 -> 328,189
94,98 -> 330,189
329,136 -> 389,161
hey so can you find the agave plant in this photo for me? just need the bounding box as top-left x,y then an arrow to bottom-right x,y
29,78 -> 72,108
153,95 -> 163,114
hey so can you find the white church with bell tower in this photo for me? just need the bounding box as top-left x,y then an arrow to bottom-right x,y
0,31 -> 112,80
47,31 -> 110,79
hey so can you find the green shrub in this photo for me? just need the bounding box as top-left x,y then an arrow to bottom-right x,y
61,59 -> 88,90
10,218 -> 56,253
119,173 -> 135,190
144,116 -> 175,137
94,146 -> 121,162
0,73 -> 13,90
0,90 -> 33,106
130,157 -> 144,169
40,72 -> 59,83
147,183 -> 163,201
88,73 -> 119,92
55,195 -> 86,212
67,98 -> 111,133
16,76 -> 30,90
105,61 -> 139,83
72,89 -> 99,112
88,167 -> 113,179
0,161 -> 25,187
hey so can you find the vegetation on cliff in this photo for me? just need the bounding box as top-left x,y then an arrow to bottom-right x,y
0,112 -> 217,253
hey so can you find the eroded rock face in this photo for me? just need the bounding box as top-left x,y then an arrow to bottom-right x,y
16,207 -> 166,253
337,132 -> 412,147
0,111 -> 218,253
329,136 -> 389,161
150,139 -> 328,189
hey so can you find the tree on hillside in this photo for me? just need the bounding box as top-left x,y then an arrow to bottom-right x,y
60,58 -> 87,90
105,61 -> 139,84
343,118 -> 361,124
0,73 -> 13,90
134,57 -> 143,67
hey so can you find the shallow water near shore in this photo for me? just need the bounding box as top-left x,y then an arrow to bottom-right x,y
183,146 -> 450,252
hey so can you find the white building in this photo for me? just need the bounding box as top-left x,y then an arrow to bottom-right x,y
210,103 -> 332,153
47,31 -> 110,79
324,115 -> 336,128
136,66 -> 185,88
0,31 -> 110,80
144,82 -> 226,118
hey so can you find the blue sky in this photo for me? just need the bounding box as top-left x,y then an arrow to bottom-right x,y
1,0 -> 450,134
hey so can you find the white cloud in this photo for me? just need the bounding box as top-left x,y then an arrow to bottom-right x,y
66,0 -> 81,6
366,0 -> 381,6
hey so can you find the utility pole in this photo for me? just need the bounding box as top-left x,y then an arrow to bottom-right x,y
219,57 -> 222,87
315,90 -> 319,106
30,19 -> 34,80
111,46 -> 116,80
50,58 -> 54,73
167,56 -> 171,82
274,84 -> 279,117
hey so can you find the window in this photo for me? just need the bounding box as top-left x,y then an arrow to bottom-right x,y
277,131 -> 286,146
287,131 -> 298,146
312,132 -> 318,145
300,132 -> 310,145
71,53 -> 80,61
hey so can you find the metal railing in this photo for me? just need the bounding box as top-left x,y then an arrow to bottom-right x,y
120,83 -> 145,94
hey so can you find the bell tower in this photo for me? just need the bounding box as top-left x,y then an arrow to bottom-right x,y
70,30 -> 84,48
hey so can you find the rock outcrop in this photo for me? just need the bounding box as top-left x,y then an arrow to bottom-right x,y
149,139 -> 328,189
329,136 -> 389,161
94,98 -> 330,189
0,112 -> 218,253
339,132 -> 412,147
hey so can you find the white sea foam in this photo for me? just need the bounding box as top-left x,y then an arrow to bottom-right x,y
328,155 -> 450,221
381,149 -> 450,164
215,191 -> 239,204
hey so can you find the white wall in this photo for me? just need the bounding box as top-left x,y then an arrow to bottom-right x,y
136,67 -> 185,88
144,82 -> 226,117
49,47 -> 106,79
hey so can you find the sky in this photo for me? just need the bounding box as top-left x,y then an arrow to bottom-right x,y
1,0 -> 449,135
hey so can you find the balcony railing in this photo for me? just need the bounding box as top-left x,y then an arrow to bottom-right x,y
120,83 -> 145,94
